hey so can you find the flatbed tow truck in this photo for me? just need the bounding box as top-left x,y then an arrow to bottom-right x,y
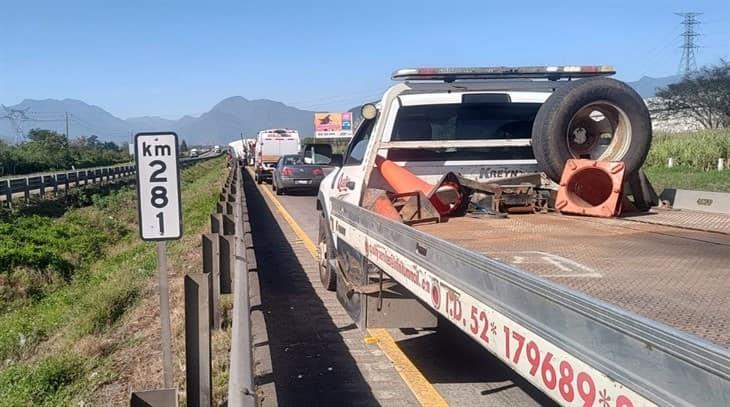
316,66 -> 730,406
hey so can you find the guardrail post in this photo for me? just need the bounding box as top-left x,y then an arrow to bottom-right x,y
23,178 -> 29,203
210,214 -> 221,234
211,213 -> 236,236
216,201 -> 234,215
1,180 -> 9,208
222,215 -> 235,235
202,233 -> 221,330
184,273 -> 212,407
218,235 -> 234,294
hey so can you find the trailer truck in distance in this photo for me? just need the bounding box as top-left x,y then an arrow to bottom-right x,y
254,129 -> 301,184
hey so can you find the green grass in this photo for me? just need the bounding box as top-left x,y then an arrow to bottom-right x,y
0,355 -> 87,407
646,129 -> 730,170
643,129 -> 730,192
0,157 -> 225,405
644,167 -> 730,193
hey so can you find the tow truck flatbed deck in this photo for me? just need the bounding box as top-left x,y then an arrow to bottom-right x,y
416,209 -> 730,347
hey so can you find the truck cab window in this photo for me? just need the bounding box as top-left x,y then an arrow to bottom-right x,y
344,118 -> 375,166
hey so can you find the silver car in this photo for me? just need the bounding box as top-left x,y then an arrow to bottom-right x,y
272,154 -> 325,195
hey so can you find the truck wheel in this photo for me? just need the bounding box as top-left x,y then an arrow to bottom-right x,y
256,174 -> 262,185
276,185 -> 284,196
531,77 -> 652,182
318,212 -> 337,291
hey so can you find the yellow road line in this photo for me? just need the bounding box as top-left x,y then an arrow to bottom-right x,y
259,183 -> 320,257
368,328 -> 449,407
255,180 -> 448,407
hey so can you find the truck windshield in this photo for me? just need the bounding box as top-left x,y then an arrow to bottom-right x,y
388,102 -> 540,161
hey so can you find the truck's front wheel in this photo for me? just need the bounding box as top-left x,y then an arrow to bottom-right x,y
318,212 -> 337,291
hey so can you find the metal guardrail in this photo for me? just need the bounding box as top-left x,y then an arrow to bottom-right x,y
1,153 -> 223,207
227,160 -> 256,406
179,159 -> 255,407
330,198 -> 730,406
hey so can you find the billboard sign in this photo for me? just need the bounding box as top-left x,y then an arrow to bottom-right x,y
314,112 -> 353,139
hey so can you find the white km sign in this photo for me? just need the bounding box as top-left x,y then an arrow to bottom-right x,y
135,132 -> 182,240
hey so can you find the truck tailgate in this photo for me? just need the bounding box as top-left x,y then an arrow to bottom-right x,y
416,210 -> 730,347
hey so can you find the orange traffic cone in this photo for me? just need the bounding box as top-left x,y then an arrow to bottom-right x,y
371,193 -> 402,221
375,156 -> 462,215
555,159 -> 625,217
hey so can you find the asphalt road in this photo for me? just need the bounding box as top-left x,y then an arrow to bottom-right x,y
257,183 -> 555,406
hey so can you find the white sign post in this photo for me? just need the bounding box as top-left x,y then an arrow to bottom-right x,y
135,132 -> 182,389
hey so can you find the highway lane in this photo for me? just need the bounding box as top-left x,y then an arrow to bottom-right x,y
257,183 -> 555,406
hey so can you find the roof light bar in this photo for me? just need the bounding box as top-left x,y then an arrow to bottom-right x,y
392,65 -> 616,82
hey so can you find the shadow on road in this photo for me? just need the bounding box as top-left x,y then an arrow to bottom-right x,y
243,170 -> 379,406
395,316 -> 556,405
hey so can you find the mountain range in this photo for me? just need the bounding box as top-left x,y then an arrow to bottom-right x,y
0,75 -> 680,145
0,97 -> 315,146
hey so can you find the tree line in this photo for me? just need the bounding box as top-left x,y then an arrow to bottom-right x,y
0,129 -> 131,177
652,60 -> 730,129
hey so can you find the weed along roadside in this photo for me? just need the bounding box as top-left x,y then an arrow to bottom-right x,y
643,129 -> 730,192
0,155 -> 226,406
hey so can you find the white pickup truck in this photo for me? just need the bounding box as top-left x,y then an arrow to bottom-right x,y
316,66 -> 730,406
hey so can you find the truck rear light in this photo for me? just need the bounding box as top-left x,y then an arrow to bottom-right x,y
282,167 -> 294,176
312,167 -> 323,176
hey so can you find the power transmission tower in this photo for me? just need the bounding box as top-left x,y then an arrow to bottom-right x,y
676,12 -> 702,78
0,106 -> 31,143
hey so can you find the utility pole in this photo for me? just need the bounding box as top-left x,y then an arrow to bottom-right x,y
676,12 -> 702,78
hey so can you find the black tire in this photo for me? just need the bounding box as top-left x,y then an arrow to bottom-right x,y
256,173 -> 262,184
318,212 -> 336,291
276,185 -> 283,195
531,77 -> 652,182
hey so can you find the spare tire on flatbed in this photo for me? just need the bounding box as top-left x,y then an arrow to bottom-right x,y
531,77 -> 652,182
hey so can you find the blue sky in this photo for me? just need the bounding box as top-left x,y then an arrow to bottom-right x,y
1,0 -> 728,118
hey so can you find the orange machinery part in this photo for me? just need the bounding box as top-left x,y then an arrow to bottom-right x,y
555,159 -> 626,218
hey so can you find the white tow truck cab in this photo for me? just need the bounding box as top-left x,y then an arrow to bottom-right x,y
315,66 -> 730,406
254,129 -> 301,184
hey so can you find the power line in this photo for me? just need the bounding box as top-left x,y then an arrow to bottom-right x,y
0,106 -> 31,143
676,12 -> 702,78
